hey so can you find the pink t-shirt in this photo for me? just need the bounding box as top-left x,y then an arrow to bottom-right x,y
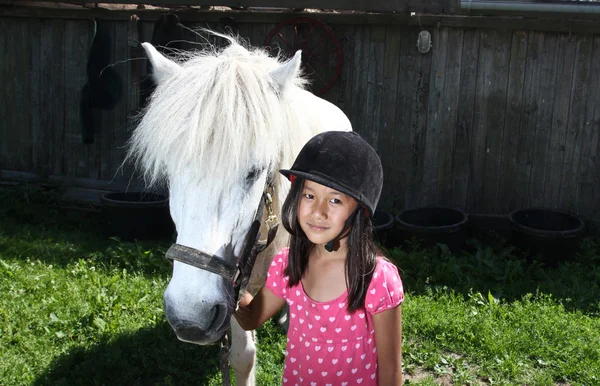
265,247 -> 404,386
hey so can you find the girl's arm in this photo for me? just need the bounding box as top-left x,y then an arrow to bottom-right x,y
373,304 -> 403,385
234,286 -> 286,331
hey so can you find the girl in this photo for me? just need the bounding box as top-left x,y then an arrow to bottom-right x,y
235,131 -> 404,385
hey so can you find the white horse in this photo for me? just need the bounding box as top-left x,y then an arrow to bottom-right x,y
127,34 -> 351,385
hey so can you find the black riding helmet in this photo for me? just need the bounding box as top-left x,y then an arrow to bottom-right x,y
280,131 -> 383,251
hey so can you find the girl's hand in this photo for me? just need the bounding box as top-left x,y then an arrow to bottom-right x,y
238,291 -> 254,308
234,287 -> 286,331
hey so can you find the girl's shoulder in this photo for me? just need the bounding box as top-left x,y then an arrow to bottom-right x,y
270,247 -> 290,267
365,257 -> 404,314
373,256 -> 400,277
265,247 -> 291,299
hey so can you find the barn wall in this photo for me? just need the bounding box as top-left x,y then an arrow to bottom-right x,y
1,14 -> 598,220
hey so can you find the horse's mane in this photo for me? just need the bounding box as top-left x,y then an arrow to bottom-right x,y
127,33 -> 307,194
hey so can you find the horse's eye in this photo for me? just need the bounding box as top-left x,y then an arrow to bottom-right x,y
245,167 -> 263,185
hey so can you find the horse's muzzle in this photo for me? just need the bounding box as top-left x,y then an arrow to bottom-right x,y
163,295 -> 232,345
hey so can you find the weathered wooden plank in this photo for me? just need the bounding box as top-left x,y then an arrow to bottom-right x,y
512,31 -> 544,211
575,35 -> 600,219
138,20 -> 154,109
123,15 -> 142,180
52,19 -> 66,177
97,21 -> 116,180
543,33 -> 576,209
467,29 -> 488,213
337,24 -> 356,117
400,27 -> 432,210
235,22 -> 251,43
451,29 -> 479,210
526,32 -> 559,208
39,19 -> 65,177
468,29 -> 502,213
390,28 -> 415,211
25,0 -> 443,14
422,27 -> 449,206
377,25 -> 401,210
436,28 -> 463,207
251,22 -> 268,51
559,34 -> 593,212
0,19 -> 10,170
364,26 -> 385,150
3,17 -> 21,171
112,21 -> 130,183
473,30 -> 511,213
497,30 -> 528,214
318,23 -> 342,105
64,20 -> 90,178
28,19 -> 42,175
6,6 -> 600,34
13,19 -> 32,172
349,25 -> 371,138
480,29 -> 510,213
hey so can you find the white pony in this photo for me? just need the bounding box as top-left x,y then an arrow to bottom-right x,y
128,34 -> 351,385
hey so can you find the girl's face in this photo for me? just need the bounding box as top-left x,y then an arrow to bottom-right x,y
297,180 -> 358,247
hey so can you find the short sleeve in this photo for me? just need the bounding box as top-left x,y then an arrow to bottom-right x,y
365,258 -> 404,315
264,247 -> 290,299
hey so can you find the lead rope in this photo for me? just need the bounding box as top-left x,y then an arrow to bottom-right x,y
220,185 -> 279,386
220,334 -> 231,386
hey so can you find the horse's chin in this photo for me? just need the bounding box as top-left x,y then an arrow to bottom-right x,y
172,321 -> 230,345
167,310 -> 232,345
175,331 -> 225,346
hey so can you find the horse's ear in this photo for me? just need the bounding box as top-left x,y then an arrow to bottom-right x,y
270,50 -> 302,91
142,42 -> 181,83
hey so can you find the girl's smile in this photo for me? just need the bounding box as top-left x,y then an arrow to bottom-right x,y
298,180 -> 358,247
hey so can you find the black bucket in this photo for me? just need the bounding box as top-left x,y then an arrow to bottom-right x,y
395,207 -> 468,251
372,210 -> 395,248
101,192 -> 174,241
509,208 -> 585,266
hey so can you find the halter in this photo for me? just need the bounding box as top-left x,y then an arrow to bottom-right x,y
165,180 -> 279,299
164,180 -> 279,386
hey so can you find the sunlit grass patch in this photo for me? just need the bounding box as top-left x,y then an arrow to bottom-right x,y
1,185 -> 599,385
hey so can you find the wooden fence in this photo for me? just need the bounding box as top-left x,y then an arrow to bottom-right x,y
1,10 -> 599,221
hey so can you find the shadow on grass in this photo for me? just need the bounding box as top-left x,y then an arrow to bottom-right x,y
0,189 -> 175,277
33,321 -> 221,386
384,234 -> 600,315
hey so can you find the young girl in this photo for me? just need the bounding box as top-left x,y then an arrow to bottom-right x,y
235,131 -> 404,385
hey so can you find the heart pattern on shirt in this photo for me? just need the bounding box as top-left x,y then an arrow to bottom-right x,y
266,249 -> 404,384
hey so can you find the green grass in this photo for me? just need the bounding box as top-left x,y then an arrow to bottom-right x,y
388,238 -> 600,385
1,185 -> 599,385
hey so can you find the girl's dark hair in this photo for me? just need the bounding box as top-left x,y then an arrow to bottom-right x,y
281,177 -> 380,313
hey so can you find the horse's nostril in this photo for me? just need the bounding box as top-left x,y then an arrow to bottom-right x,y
210,303 -> 228,332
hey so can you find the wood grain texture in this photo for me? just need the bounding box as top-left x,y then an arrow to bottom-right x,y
377,25 -> 401,210
512,31 -> 544,211
575,36 -> 600,220
481,29 -> 510,213
526,32 -> 559,208
3,16 -> 600,219
559,34 -> 593,212
422,26 -> 448,207
436,28 -> 463,208
451,29 -> 479,210
497,30 -> 527,214
543,33 -> 576,210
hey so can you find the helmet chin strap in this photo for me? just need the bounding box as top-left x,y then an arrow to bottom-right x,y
324,207 -> 360,252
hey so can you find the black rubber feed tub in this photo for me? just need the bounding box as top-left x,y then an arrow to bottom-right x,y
101,192 -> 174,241
509,208 -> 585,266
395,207 -> 468,251
372,210 -> 395,248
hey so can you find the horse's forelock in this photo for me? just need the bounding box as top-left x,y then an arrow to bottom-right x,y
127,37 -> 302,194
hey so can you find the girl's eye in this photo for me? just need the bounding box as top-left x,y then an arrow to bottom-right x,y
303,193 -> 314,199
330,198 -> 342,204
